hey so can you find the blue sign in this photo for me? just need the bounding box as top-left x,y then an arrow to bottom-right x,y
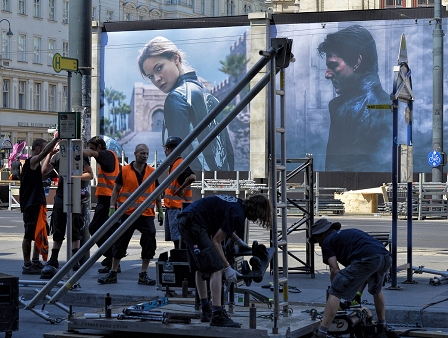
428,151 -> 442,167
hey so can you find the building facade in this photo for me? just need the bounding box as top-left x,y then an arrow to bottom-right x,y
0,0 -> 69,160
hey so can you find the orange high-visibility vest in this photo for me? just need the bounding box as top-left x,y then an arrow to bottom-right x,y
117,164 -> 157,216
164,157 -> 193,209
96,150 -> 120,197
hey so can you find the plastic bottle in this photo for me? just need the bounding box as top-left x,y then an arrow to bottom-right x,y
44,178 -> 51,196
193,245 -> 201,255
105,293 -> 112,318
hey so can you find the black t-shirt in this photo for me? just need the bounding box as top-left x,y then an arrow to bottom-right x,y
20,158 -> 46,211
96,150 -> 116,173
321,228 -> 389,267
180,195 -> 245,237
11,160 -> 22,176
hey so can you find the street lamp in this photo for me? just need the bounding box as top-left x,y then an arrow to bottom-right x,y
0,18 -> 13,36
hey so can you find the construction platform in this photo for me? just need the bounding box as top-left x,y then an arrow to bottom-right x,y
43,299 -> 321,338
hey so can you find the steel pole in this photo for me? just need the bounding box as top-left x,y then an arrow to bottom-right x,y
432,0 -> 444,182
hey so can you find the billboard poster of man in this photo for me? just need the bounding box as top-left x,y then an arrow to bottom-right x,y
101,26 -> 251,171
273,20 -> 440,173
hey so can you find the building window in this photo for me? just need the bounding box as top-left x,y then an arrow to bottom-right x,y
19,81 -> 26,110
33,36 -> 41,63
48,84 -> 56,112
92,6 -> 97,20
201,0 -> 205,14
226,0 -> 234,15
106,10 -> 113,21
125,12 -> 133,21
2,79 -> 10,108
2,0 -> 10,11
62,41 -> 68,57
63,0 -> 69,23
416,0 -> 433,5
49,0 -> 55,20
48,39 -> 55,66
382,0 -> 404,7
62,86 -> 67,112
34,0 -> 41,17
2,31 -> 11,60
19,0 -> 26,14
18,34 -> 27,62
34,82 -> 41,110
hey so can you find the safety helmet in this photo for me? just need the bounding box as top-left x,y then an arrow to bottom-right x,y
164,136 -> 182,148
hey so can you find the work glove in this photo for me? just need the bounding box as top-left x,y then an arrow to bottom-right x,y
234,238 -> 251,250
158,209 -> 164,226
223,266 -> 242,283
108,207 -> 116,218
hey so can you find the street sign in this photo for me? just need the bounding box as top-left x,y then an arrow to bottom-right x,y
53,53 -> 78,73
58,112 -> 81,139
428,150 -> 443,167
367,104 -> 391,110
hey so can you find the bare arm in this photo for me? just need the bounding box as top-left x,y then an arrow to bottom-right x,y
327,256 -> 340,282
155,195 -> 162,211
174,173 -> 196,197
83,149 -> 99,159
81,165 -> 94,181
30,137 -> 59,170
212,228 -> 230,268
109,182 -> 122,208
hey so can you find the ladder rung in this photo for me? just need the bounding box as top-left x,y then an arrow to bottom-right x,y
277,202 -> 287,208
278,277 -> 288,285
277,240 -> 287,247
276,90 -> 285,96
276,165 -> 286,171
276,127 -> 285,133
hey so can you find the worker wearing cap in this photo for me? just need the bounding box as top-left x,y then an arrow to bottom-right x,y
162,136 -> 196,249
309,218 -> 392,338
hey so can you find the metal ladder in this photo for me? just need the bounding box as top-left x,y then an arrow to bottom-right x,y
267,39 -> 291,333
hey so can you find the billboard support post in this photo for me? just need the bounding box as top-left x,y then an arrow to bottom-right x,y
390,34 -> 414,289
432,0 -> 444,183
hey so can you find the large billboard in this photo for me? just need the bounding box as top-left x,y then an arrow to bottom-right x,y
100,9 -> 446,173
274,19 -> 444,173
101,25 -> 251,171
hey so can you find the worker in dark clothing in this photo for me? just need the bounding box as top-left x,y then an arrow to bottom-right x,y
309,218 -> 392,338
178,194 -> 271,327
83,136 -> 121,273
20,135 -> 60,274
11,156 -> 22,180
162,136 -> 195,249
40,147 -> 93,278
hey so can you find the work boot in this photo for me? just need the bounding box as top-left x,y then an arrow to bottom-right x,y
98,271 -> 117,284
40,259 -> 59,279
22,263 -> 42,275
200,302 -> 212,322
98,265 -> 121,273
31,260 -> 45,269
138,271 -> 156,285
72,262 -> 81,271
311,330 -> 327,338
210,309 -> 241,328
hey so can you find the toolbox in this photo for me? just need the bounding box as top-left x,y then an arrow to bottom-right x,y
0,273 -> 19,336
156,249 -> 195,288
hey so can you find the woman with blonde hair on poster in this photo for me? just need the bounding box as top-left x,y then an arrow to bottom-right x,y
137,36 -> 234,171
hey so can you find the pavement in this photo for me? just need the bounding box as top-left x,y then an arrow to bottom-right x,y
1,210 -> 448,337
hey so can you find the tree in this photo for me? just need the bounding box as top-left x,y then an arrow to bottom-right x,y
219,53 -> 248,104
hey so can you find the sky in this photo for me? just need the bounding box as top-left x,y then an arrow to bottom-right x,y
102,26 -> 250,107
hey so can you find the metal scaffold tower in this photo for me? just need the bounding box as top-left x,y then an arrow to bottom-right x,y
276,157 -> 315,277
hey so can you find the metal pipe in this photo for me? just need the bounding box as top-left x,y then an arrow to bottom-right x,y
268,53 -> 279,334
41,51 -> 277,307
